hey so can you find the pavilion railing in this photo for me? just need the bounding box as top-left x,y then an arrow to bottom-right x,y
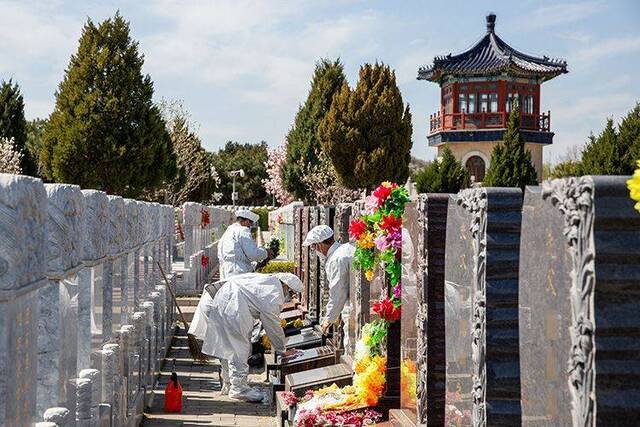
429,110 -> 551,134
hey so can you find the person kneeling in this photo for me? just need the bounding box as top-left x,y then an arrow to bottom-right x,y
189,272 -> 302,402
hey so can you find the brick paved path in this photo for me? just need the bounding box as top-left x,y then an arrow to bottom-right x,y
143,327 -> 277,427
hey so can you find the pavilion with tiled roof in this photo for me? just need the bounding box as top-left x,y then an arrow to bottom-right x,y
418,14 -> 568,182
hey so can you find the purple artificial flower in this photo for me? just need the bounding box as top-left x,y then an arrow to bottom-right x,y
393,283 -> 402,299
387,230 -> 402,250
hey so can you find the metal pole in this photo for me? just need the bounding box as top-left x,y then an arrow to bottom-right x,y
232,175 -> 236,207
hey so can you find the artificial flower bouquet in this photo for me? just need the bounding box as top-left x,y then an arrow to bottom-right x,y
294,182 -> 410,425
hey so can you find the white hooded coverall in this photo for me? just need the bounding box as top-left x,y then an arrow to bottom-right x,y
322,242 -> 356,324
217,222 -> 268,279
188,273 -> 286,389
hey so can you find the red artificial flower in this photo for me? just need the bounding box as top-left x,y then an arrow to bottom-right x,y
380,214 -> 402,233
349,219 -> 367,240
201,208 -> 210,229
201,255 -> 209,268
373,297 -> 401,322
373,185 -> 393,204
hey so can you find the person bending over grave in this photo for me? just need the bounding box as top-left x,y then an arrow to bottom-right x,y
303,225 -> 355,335
189,272 -> 302,402
217,209 -> 274,279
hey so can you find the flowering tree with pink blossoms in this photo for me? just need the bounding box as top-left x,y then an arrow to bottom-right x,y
301,148 -> 361,205
263,145 -> 295,205
0,137 -> 23,174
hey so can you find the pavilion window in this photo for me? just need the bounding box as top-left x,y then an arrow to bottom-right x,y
468,93 -> 476,113
490,93 -> 498,112
524,95 -> 534,114
458,94 -> 467,113
480,93 -> 488,112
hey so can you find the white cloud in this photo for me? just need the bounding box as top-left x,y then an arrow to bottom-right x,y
573,35 -> 640,65
518,1 -> 604,30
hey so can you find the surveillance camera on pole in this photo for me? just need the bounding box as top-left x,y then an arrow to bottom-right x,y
229,169 -> 246,207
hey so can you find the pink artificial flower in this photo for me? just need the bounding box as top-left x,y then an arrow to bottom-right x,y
282,391 -> 298,406
375,234 -> 390,251
364,195 -> 381,214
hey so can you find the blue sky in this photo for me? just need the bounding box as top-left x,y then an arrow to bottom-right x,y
1,0 -> 639,162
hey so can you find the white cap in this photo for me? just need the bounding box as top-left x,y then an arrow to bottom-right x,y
274,273 -> 304,293
235,209 -> 259,223
302,225 -> 334,246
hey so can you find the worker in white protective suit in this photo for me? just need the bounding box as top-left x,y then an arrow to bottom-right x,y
303,225 -> 355,335
188,272 -> 302,402
217,210 -> 272,279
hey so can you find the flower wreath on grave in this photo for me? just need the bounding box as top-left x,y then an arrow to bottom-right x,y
294,183 -> 409,425
200,208 -> 210,228
628,161 -> 640,212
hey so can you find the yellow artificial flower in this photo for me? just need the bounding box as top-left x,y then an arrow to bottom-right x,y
353,355 -> 386,407
627,161 -> 640,212
381,181 -> 393,188
262,335 -> 271,350
365,270 -> 374,281
357,232 -> 375,250
280,319 -> 287,328
362,333 -> 371,346
293,318 -> 304,329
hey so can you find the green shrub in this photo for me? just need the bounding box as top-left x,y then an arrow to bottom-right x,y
257,260 -> 295,274
252,207 -> 270,230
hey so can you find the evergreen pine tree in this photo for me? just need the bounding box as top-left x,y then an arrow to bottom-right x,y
282,59 -> 346,201
40,13 -> 175,197
318,62 -> 413,190
620,103 -> 640,172
483,104 -> 538,188
415,145 -> 469,193
26,118 -> 47,176
578,119 -> 622,175
0,79 -> 36,175
551,160 -> 581,178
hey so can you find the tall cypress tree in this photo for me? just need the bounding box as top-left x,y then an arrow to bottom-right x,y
578,119 -> 622,175
415,145 -> 469,193
0,79 -> 36,175
282,59 -> 346,201
318,62 -> 413,190
41,12 -> 175,196
483,105 -> 538,188
620,103 -> 640,172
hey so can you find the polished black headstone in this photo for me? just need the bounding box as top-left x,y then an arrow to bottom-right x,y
399,195 -> 449,426
444,187 -> 522,426
308,207 -> 320,321
301,207 -> 310,315
318,205 -> 335,322
520,176 -> 640,426
294,206 -> 303,279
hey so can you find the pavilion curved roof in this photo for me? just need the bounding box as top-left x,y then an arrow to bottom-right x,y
418,14 -> 568,83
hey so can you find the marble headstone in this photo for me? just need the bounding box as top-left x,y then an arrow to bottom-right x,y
0,174 -> 47,425
38,183 -> 85,415
78,190 -> 109,371
520,176 -> 640,425
444,187 -> 522,426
